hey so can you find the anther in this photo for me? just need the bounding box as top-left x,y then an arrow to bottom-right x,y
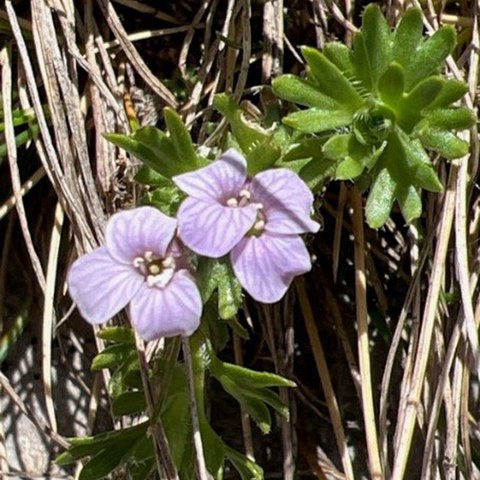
239,189 -> 251,200
162,257 -> 174,268
133,257 -> 144,268
254,220 -> 265,231
144,251 -> 155,262
226,198 -> 238,207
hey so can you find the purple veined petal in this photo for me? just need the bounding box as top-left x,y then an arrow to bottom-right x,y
129,270 -> 202,341
68,247 -> 143,324
106,206 -> 177,263
231,233 -> 312,303
173,148 -> 247,202
250,168 -> 320,234
177,197 -> 257,257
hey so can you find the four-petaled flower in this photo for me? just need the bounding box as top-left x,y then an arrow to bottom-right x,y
68,207 -> 202,341
173,149 -> 320,303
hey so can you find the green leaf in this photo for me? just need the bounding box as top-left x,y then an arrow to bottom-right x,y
396,131 -> 443,192
365,166 -> 396,228
215,361 -> 296,389
424,79 -> 468,109
197,257 -> 242,319
199,420 -> 226,477
401,76 -> 445,114
352,4 -> 393,92
423,108 -> 476,130
96,326 -> 134,344
402,26 -> 456,91
416,127 -> 470,159
378,63 -> 405,105
56,423 -> 147,465
220,375 -> 273,433
283,108 -> 353,133
91,344 -> 133,371
142,184 -> 184,216
162,366 -> 191,469
283,137 -> 326,162
163,107 -> 198,169
323,42 -> 354,74
397,184 -> 422,223
225,446 -> 264,480
135,165 -> 171,187
298,156 -> 338,192
79,441 -> 133,480
112,391 -> 146,416
214,93 -> 270,154
105,124 -> 202,178
301,46 -> 363,108
272,75 -> 340,109
397,76 -> 445,131
246,141 -> 281,175
392,8 -> 424,69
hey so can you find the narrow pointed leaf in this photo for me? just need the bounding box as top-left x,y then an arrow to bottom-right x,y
416,127 -> 470,159
402,26 -> 456,91
301,46 -> 363,108
214,93 -> 270,153
283,108 -> 353,133
164,107 -> 199,169
397,185 -> 422,223
392,8 -> 424,67
378,63 -> 405,105
365,167 -> 396,228
272,75 -> 340,109
353,4 -> 393,91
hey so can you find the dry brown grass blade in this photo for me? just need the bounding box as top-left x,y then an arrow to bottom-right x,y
134,332 -> 179,480
96,0 -> 178,108
296,277 -> 355,480
1,44 -> 47,294
41,202 -> 65,432
351,188 -> 383,480
233,333 -> 255,461
391,163 -> 458,480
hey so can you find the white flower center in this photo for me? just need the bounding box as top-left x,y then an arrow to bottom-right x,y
248,203 -> 267,236
133,251 -> 175,288
226,188 -> 252,208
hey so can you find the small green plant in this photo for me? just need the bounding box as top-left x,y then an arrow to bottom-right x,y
273,5 -> 475,227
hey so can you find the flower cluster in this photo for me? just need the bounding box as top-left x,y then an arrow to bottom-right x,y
68,149 -> 319,341
173,149 -> 320,303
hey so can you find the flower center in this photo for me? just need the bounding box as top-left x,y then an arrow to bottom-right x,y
133,251 -> 175,288
247,204 -> 266,237
225,188 -> 251,208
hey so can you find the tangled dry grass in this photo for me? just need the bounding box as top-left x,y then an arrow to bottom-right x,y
0,0 -> 479,479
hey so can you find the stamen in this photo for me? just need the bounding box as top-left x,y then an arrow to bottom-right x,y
256,203 -> 264,210
144,251 -> 155,262
146,275 -> 157,287
226,198 -> 238,207
149,264 -> 161,275
254,220 -> 265,231
133,257 -> 144,268
162,256 -> 174,268
239,189 -> 251,200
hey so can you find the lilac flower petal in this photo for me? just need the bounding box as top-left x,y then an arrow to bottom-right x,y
173,148 -> 247,202
177,197 -> 257,257
231,233 -> 312,303
251,168 -> 320,234
106,207 -> 177,263
68,247 -> 143,324
130,271 -> 202,341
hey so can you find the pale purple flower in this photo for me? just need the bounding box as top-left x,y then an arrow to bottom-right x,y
67,207 -> 202,341
173,149 -> 320,303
